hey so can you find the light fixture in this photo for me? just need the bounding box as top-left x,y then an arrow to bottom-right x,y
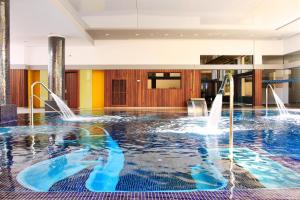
276,17 -> 300,30
164,33 -> 169,36
135,33 -> 140,36
105,33 -> 110,36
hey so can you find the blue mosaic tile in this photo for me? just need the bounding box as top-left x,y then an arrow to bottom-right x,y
1,189 -> 300,200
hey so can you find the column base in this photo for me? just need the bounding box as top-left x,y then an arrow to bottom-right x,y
0,104 -> 17,125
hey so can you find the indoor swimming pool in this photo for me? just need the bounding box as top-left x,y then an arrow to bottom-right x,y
0,110 -> 300,194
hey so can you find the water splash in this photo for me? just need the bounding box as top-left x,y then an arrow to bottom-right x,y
50,93 -> 76,120
51,93 -> 120,122
207,94 -> 223,130
268,86 -> 289,117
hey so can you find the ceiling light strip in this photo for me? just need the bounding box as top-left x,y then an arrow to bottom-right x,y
136,0 -> 139,29
276,17 -> 300,30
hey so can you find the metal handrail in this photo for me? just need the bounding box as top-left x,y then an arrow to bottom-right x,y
226,74 -> 234,150
30,81 -> 61,128
223,74 -> 235,198
265,84 -> 274,112
217,74 -> 234,149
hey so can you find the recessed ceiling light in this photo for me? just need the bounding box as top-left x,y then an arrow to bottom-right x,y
135,33 -> 140,36
105,33 -> 110,36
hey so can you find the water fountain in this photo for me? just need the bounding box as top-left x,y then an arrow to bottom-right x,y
207,94 -> 223,129
30,82 -> 77,127
265,84 -> 289,117
187,98 -> 208,116
50,93 -> 76,119
207,74 -> 234,148
205,74 -> 235,197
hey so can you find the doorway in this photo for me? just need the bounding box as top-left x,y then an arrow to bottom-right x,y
65,70 -> 79,108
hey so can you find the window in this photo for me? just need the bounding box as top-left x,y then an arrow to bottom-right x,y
147,72 -> 181,89
112,80 -> 126,105
200,55 -> 253,64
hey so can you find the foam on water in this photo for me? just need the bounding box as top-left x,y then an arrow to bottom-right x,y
63,115 -> 124,122
1,125 -> 90,136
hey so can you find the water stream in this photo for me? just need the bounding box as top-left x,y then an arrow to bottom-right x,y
207,94 -> 223,130
268,86 -> 289,117
50,93 -> 76,120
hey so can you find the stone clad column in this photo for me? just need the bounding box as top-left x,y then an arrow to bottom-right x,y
48,36 -> 65,99
0,0 -> 10,105
0,0 -> 17,124
46,36 -> 65,111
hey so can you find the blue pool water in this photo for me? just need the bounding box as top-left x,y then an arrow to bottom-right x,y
0,110 -> 300,192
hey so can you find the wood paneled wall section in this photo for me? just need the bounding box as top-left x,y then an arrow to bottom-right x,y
253,69 -> 263,107
104,70 -> 201,107
10,69 -> 28,107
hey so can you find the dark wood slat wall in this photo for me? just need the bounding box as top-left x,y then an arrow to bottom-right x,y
253,69 -> 263,107
10,69 -> 28,107
65,70 -> 80,108
104,70 -> 201,107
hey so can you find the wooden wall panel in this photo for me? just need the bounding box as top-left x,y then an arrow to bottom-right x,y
253,69 -> 263,107
104,70 -> 201,107
10,69 -> 28,107
65,70 -> 79,108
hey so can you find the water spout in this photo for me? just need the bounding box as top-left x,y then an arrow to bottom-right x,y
265,84 -> 289,117
30,82 -> 76,128
207,74 -> 234,148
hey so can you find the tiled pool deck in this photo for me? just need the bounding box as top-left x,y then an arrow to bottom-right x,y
1,189 -> 300,200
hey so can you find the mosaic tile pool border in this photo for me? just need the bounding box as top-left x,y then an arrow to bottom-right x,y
1,188 -> 300,200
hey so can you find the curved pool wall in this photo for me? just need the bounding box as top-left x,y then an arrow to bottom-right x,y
16,148 -> 92,192
1,110 -> 300,193
15,125 -> 125,192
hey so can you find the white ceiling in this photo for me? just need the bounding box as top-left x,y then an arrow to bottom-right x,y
10,0 -> 300,45
11,0 -> 93,46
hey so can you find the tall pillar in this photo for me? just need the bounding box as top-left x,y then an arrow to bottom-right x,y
48,36 -> 65,98
46,36 -> 65,111
0,0 -> 17,124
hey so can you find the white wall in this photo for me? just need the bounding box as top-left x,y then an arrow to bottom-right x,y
24,39 -> 284,66
10,45 -> 25,65
284,34 -> 300,54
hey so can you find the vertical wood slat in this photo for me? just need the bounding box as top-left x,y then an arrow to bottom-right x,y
104,69 -> 201,107
253,69 -> 263,107
10,69 -> 28,107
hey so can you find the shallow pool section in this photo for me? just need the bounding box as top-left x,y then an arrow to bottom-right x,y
0,110 -> 300,192
219,148 -> 300,188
